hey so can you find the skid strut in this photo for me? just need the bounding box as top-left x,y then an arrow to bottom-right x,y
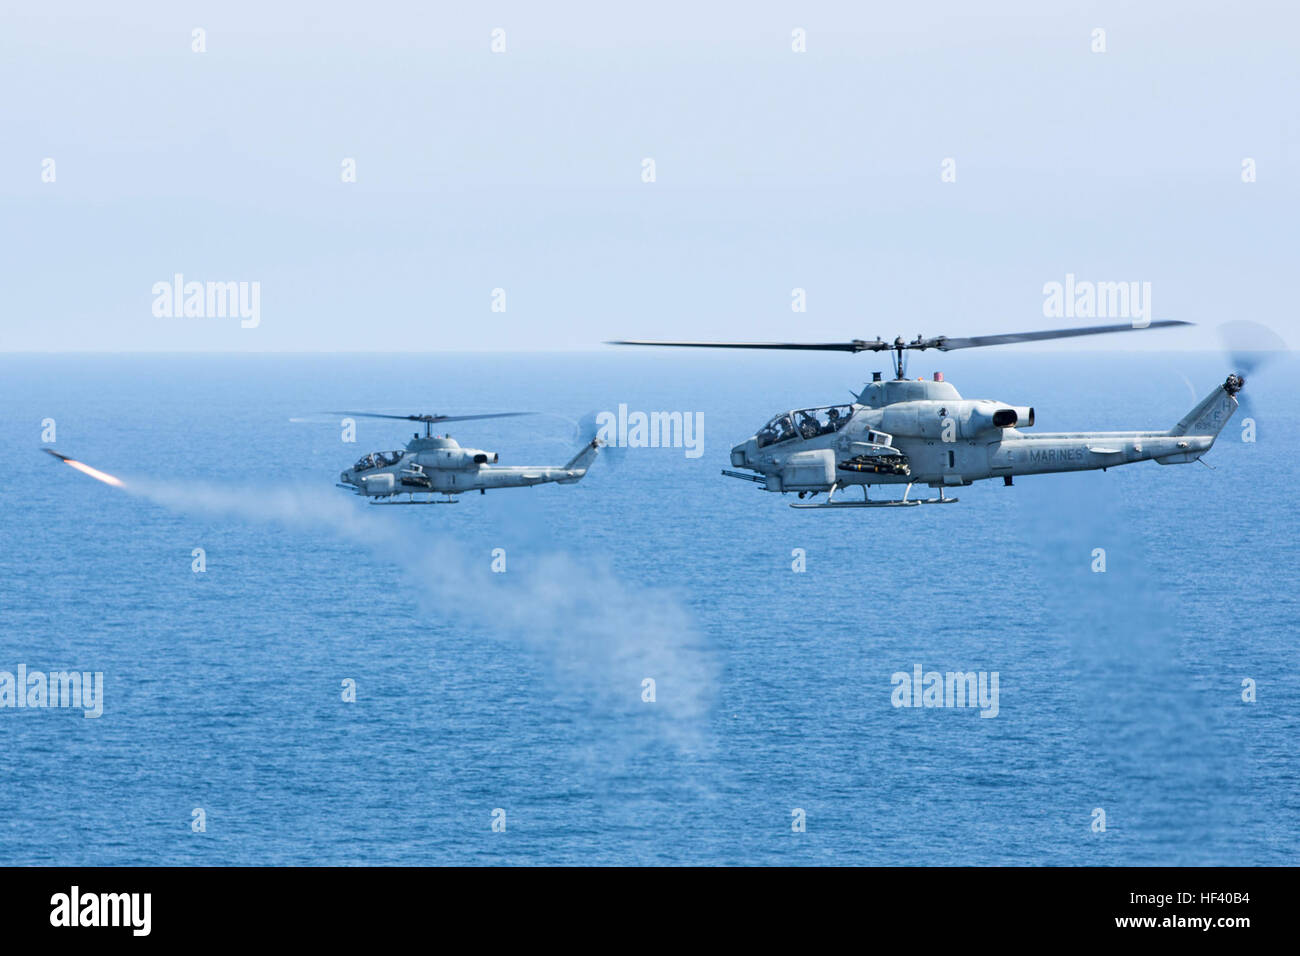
790,480 -> 959,510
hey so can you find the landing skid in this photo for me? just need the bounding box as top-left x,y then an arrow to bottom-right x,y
370,497 -> 458,505
792,499 -> 920,509
789,482 -> 959,510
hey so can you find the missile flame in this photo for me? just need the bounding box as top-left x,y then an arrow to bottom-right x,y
42,449 -> 126,488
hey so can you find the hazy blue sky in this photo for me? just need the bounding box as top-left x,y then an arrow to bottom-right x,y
2,1 -> 1295,352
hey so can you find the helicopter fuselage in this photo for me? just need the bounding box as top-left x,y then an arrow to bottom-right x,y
727,375 -> 1242,506
338,435 -> 600,501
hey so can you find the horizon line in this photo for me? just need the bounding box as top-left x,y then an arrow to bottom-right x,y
0,347 -> 1283,356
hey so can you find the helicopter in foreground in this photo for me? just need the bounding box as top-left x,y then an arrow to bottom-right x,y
611,321 -> 1246,509
331,411 -> 601,504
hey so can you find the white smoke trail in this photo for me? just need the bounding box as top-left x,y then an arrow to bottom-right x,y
97,469 -> 717,750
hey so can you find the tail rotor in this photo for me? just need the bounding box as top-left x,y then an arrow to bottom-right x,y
575,410 -> 625,467
1216,321 -> 1287,428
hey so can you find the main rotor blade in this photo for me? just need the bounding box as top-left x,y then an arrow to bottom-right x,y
432,412 -> 534,424
326,411 -> 534,424
607,339 -> 889,352
609,322 -> 1192,355
927,320 -> 1192,351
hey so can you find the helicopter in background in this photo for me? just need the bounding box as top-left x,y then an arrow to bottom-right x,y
330,411 -> 600,504
611,321 -> 1248,509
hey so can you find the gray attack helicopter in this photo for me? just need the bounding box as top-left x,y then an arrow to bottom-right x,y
611,321 -> 1246,509
329,411 -> 601,504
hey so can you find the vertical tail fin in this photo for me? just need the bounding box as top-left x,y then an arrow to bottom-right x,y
561,438 -> 602,475
1169,375 -> 1242,438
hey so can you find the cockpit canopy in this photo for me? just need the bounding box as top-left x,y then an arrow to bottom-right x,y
757,404 -> 854,448
352,450 -> 403,472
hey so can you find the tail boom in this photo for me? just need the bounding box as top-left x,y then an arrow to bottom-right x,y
988,375 -> 1242,475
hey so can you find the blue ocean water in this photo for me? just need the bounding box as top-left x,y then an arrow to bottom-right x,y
1,351 -> 1296,866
